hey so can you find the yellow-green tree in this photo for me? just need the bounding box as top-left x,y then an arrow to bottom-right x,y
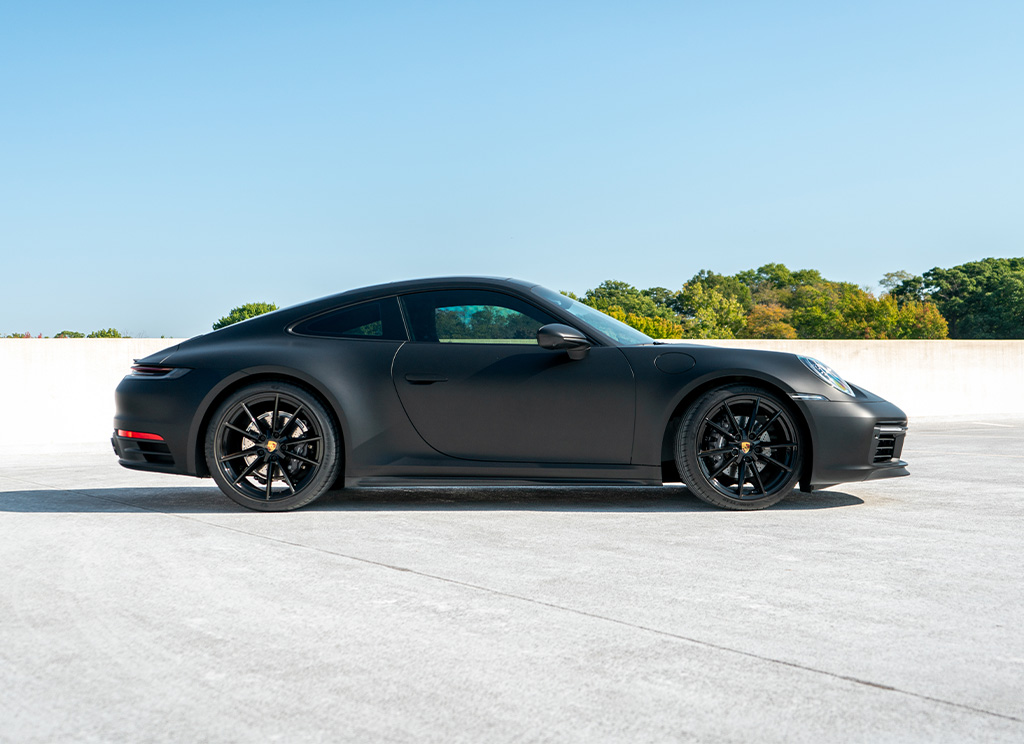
740,304 -> 798,339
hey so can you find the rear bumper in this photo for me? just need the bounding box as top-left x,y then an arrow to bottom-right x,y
112,371 -> 216,476
111,431 -> 179,473
799,397 -> 910,489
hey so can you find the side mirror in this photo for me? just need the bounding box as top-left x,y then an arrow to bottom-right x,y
537,323 -> 591,361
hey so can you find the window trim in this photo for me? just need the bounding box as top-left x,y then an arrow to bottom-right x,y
397,288 -> 601,347
288,295 -> 410,341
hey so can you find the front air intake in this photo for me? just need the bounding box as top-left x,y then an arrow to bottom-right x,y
871,422 -> 907,463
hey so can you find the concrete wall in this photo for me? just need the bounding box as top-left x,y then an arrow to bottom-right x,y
3,338 -> 1022,456
682,339 -> 1023,419
2,339 -> 188,456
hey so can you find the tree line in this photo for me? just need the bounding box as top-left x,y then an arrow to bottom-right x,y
3,328 -> 127,338
570,257 -> 1023,340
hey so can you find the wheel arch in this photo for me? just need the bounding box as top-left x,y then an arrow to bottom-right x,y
657,373 -> 813,487
187,366 -> 350,478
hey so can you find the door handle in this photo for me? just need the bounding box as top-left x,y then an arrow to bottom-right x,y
404,374 -> 449,385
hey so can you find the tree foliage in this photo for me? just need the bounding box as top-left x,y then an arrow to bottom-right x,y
55,330 -> 85,338
919,258 -> 1024,339
213,302 -> 279,330
581,281 -> 677,321
739,304 -> 798,339
572,261 -> 960,340
87,328 -> 125,338
677,282 -> 747,338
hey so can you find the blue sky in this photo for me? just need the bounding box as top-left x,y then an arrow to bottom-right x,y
2,1 -> 1022,337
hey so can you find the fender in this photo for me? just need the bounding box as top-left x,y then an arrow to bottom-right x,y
185,364 -> 353,476
634,366 -> 800,467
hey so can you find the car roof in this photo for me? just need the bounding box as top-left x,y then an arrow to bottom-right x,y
299,276 -> 541,308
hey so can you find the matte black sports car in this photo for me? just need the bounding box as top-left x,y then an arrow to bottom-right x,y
113,277 -> 909,511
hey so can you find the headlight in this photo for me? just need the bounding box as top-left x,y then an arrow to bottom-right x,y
798,356 -> 855,397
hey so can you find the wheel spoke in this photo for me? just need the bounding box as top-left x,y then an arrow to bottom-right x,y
278,464 -> 297,494
282,436 -> 322,447
285,450 -> 320,467
751,463 -> 767,495
219,449 -> 254,463
761,453 -> 793,472
750,410 -> 782,440
271,394 -> 280,435
764,442 -> 798,449
723,402 -> 743,436
225,422 -> 258,440
241,402 -> 264,435
280,406 -> 305,438
749,397 -> 761,431
698,446 -> 734,458
706,419 -> 734,439
736,461 -> 746,497
708,455 -> 738,480
266,463 -> 275,500
233,458 -> 262,486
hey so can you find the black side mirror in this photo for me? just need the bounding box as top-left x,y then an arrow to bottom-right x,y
537,323 -> 591,361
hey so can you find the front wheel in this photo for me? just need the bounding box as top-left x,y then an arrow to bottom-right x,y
675,385 -> 803,510
206,382 -> 341,511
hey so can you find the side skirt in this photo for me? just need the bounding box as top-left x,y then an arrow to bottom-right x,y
345,463 -> 663,488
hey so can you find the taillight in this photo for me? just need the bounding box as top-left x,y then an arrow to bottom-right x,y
131,365 -> 174,376
117,430 -> 165,441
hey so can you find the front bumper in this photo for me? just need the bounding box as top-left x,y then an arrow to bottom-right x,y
798,396 -> 909,490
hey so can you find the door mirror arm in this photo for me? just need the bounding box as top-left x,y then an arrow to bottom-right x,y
537,324 -> 591,361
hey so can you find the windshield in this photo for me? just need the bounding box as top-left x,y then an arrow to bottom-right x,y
530,286 -> 654,346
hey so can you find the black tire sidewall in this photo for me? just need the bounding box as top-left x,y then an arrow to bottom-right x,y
675,385 -> 802,510
205,382 -> 341,511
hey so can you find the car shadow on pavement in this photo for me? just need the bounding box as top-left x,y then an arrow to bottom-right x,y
0,485 -> 864,513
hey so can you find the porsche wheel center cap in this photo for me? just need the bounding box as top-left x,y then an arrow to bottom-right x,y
266,440 -> 279,453
740,441 -> 751,454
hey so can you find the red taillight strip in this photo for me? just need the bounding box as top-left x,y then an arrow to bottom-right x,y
131,365 -> 174,375
117,430 -> 165,441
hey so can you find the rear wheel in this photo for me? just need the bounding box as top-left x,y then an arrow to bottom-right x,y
675,385 -> 802,510
206,382 -> 341,511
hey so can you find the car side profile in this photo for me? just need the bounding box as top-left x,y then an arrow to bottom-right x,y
112,277 -> 909,511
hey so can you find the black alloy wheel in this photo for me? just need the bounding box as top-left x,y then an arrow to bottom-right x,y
206,382 -> 341,511
675,385 -> 802,510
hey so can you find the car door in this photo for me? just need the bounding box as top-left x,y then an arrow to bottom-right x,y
392,288 -> 636,464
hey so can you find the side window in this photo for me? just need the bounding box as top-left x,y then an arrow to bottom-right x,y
400,289 -> 556,344
292,297 -> 407,340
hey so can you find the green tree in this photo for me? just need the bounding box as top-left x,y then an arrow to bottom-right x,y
787,281 -> 882,338
922,258 -> 1024,338
679,270 -> 752,312
581,280 -> 676,320
735,263 -> 811,307
640,286 -> 681,314
677,283 -> 747,339
603,305 -> 686,339
892,299 -> 949,339
54,330 -> 85,338
87,328 -> 125,338
880,271 -> 926,305
213,302 -> 279,330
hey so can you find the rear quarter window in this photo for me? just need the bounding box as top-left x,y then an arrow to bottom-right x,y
292,297 -> 407,340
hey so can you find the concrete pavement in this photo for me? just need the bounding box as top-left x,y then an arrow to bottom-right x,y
1,418 -> 1023,742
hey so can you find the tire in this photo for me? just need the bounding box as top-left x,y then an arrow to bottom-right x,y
205,382 -> 341,511
675,385 -> 802,510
